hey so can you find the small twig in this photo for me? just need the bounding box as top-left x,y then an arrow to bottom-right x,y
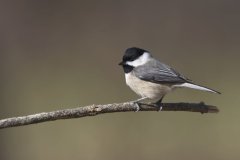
0,101 -> 219,129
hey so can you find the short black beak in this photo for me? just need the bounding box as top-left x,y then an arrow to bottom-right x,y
118,61 -> 125,65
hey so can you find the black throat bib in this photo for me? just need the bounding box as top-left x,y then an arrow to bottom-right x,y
122,65 -> 134,73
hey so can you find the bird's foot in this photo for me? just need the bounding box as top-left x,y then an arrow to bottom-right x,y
155,98 -> 164,112
158,105 -> 163,111
131,97 -> 148,112
134,102 -> 140,112
155,102 -> 163,111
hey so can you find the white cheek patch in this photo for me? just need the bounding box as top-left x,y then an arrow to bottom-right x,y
126,52 -> 151,67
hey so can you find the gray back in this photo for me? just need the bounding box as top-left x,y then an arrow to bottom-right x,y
133,58 -> 189,84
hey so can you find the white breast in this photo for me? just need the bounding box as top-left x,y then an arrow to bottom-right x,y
125,72 -> 172,100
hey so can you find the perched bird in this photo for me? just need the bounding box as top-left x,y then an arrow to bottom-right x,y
119,47 -> 220,111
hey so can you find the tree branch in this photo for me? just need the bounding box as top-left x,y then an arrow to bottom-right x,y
0,101 -> 219,129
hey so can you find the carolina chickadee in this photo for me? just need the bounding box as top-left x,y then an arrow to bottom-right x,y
119,47 -> 220,110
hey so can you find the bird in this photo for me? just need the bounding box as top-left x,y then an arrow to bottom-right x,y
119,47 -> 220,111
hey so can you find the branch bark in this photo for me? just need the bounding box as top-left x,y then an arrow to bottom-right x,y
0,101 -> 219,129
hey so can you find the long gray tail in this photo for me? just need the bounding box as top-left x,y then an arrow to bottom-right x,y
174,82 -> 221,94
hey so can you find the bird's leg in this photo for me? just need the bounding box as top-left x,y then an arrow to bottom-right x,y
131,97 -> 148,112
155,96 -> 164,111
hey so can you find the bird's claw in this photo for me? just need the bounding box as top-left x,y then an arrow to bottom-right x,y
155,97 -> 164,112
158,106 -> 163,112
134,102 -> 140,112
131,97 -> 148,112
130,101 -> 140,112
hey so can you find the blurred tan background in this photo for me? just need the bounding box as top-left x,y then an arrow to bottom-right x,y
0,0 -> 239,160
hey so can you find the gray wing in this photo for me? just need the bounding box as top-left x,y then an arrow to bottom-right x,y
133,59 -> 189,84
